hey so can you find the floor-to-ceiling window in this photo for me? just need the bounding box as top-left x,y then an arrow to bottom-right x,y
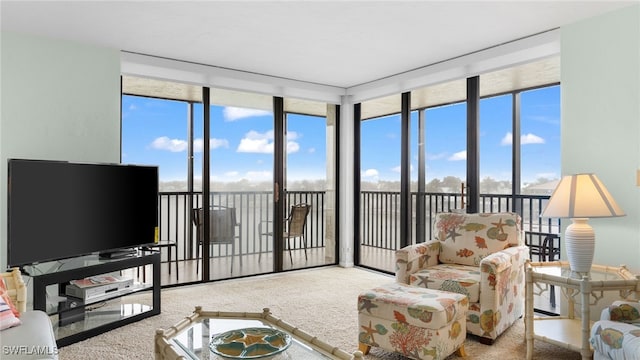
122,77 -> 338,285
197,88 -> 275,280
358,95 -> 401,272
283,98 -> 337,269
519,84 -> 561,313
355,57 -> 561,277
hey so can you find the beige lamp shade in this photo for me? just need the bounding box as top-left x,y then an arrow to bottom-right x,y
541,173 -> 625,219
541,173 -> 624,273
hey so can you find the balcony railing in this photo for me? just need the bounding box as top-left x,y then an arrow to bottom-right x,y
156,190 -> 561,264
360,191 -> 561,252
157,191 -> 326,263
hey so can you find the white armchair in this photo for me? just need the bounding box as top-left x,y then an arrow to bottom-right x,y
396,212 -> 528,344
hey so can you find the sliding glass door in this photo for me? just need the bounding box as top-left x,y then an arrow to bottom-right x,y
202,93 -> 338,278
123,76 -> 338,284
358,95 -> 402,273
282,99 -> 337,270
203,89 -> 275,280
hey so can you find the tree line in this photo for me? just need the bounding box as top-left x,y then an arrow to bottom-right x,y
159,176 -> 557,195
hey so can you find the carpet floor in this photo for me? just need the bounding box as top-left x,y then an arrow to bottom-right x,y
58,266 -> 580,359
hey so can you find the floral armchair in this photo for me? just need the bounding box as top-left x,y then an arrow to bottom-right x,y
395,212 -> 528,344
590,300 -> 640,360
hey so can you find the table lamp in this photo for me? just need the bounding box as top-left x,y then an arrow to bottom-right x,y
541,173 -> 625,273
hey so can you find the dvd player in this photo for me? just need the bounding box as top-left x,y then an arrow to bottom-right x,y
65,276 -> 134,304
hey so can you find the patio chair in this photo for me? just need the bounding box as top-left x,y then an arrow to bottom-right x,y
192,206 -> 241,273
259,203 -> 311,264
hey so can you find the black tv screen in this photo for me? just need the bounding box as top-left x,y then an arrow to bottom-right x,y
7,159 -> 158,267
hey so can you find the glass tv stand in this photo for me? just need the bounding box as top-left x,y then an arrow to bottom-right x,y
24,250 -> 160,347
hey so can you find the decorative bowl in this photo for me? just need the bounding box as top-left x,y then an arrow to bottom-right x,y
209,327 -> 292,358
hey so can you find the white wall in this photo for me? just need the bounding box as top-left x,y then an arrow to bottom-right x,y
561,4 -> 640,273
0,32 -> 121,269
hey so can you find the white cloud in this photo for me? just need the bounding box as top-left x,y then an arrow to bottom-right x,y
287,141 -> 300,153
151,136 -> 188,152
448,151 -> 466,161
194,138 -> 230,152
224,171 -> 239,177
522,133 -> 545,145
237,131 -> 273,153
237,130 -> 299,154
308,147 -> 316,154
223,107 -> 271,121
501,132 -> 545,145
362,169 -> 379,178
152,137 -> 229,153
151,136 -> 229,153
500,133 -> 512,146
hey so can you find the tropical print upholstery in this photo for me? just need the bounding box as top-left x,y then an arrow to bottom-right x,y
358,283 -> 468,360
396,212 -> 528,343
591,301 -> 640,360
409,264 -> 481,303
434,212 -> 522,266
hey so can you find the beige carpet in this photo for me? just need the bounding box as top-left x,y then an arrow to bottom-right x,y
58,266 -> 580,359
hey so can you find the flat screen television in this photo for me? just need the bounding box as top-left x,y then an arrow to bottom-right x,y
7,159 -> 159,267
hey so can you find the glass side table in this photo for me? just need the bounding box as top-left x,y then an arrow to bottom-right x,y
525,260 -> 639,360
154,307 -> 363,360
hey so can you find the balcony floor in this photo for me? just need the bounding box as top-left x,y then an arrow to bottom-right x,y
136,247 -> 329,285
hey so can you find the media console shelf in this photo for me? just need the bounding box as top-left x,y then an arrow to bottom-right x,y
25,250 -> 160,347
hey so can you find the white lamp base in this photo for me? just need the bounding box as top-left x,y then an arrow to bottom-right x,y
564,218 -> 595,273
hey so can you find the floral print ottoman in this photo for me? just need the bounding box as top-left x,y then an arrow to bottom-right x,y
358,283 -> 468,360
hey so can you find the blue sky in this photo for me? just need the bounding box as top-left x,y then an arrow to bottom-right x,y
122,85 -> 559,185
122,96 -> 328,183
360,85 -> 560,184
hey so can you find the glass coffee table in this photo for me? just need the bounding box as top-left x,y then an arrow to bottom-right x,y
154,307 -> 363,360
